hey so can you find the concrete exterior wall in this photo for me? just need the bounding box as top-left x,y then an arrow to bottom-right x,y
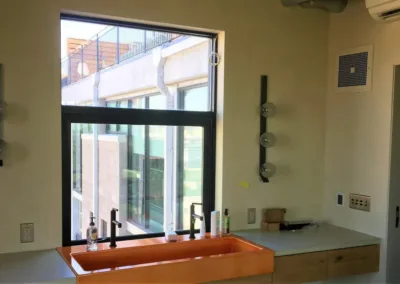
164,41 -> 208,84
81,136 -> 93,236
82,134 -> 128,238
62,39 -> 209,103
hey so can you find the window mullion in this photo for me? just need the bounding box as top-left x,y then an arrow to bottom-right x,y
144,97 -> 150,229
144,124 -> 150,229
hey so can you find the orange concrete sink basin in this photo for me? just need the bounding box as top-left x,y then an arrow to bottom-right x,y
58,235 -> 274,283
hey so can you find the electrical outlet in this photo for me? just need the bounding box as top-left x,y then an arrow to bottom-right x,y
349,193 -> 371,212
248,208 -> 256,224
20,223 -> 34,243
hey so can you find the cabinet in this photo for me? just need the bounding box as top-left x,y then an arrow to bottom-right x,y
327,245 -> 379,278
209,245 -> 379,284
273,245 -> 379,283
273,251 -> 327,283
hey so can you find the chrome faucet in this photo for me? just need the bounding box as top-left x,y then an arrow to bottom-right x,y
110,208 -> 122,248
189,203 -> 203,240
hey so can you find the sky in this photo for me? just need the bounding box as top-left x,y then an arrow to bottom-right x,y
61,20 -> 107,59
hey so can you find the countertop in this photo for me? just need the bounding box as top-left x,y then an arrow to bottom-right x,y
233,223 -> 381,256
0,224 -> 381,283
0,249 -> 75,283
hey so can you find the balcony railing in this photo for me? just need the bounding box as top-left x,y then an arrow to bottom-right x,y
61,27 -> 181,87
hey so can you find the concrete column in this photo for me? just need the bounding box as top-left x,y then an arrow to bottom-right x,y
153,47 -> 175,231
71,123 -> 82,240
164,88 -> 177,231
171,86 -> 180,231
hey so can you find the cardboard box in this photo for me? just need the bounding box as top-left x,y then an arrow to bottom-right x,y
262,208 -> 286,223
261,221 -> 280,231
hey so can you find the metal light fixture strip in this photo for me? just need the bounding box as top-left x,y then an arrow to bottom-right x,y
259,75 -> 276,182
0,64 -> 4,167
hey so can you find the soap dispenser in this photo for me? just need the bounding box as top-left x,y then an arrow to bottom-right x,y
223,208 -> 230,234
86,213 -> 98,251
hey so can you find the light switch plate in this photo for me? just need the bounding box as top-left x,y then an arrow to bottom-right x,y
248,208 -> 256,224
349,193 -> 371,212
20,223 -> 34,243
337,192 -> 344,206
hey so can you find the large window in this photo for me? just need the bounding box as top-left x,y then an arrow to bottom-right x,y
61,15 -> 217,246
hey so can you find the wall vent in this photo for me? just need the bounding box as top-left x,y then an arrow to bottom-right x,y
336,46 -> 373,93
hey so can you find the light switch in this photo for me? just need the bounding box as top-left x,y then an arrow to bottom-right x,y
248,208 -> 256,224
337,192 -> 344,206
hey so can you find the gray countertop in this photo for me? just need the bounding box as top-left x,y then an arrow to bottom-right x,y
233,223 -> 381,256
0,224 -> 380,283
0,249 -> 75,283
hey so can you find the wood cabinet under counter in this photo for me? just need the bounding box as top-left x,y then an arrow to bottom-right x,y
273,251 -> 327,284
327,245 -> 380,279
209,244 -> 379,284
272,245 -> 379,283
234,224 -> 381,283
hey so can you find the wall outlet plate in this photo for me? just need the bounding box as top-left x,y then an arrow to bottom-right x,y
20,223 -> 34,243
248,208 -> 256,224
349,193 -> 371,212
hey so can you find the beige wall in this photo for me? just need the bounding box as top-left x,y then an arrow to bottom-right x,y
322,0 -> 400,282
0,0 -> 328,253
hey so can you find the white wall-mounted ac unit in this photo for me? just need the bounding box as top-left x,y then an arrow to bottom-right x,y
367,0 -> 400,21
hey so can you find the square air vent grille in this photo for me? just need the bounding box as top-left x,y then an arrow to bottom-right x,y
336,46 -> 373,93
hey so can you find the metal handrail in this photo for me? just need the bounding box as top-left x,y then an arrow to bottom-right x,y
61,27 -> 180,87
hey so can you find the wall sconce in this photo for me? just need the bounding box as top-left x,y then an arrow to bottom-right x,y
259,75 -> 276,182
261,102 -> 276,118
260,132 -> 276,148
260,162 -> 276,179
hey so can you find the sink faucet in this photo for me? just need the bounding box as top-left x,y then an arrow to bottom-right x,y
189,203 -> 203,240
110,208 -> 122,248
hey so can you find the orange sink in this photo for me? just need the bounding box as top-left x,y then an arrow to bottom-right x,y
58,235 -> 274,283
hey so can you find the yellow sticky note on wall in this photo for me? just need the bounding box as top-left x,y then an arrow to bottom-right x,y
239,181 -> 250,189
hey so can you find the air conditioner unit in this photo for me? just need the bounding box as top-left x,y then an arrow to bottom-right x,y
367,0 -> 400,21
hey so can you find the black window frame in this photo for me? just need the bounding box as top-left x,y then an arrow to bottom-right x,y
61,14 -> 217,246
